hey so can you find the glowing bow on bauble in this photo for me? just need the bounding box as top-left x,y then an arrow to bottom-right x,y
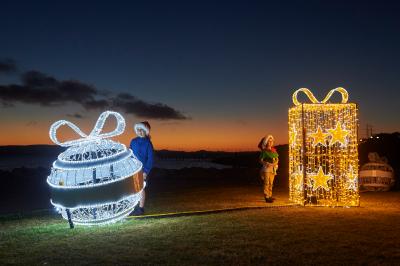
49,111 -> 126,147
292,87 -> 349,106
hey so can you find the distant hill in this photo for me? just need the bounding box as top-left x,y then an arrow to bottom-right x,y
0,145 -> 64,156
359,132 -> 400,189
0,145 -> 238,159
1,134 -> 399,173
0,133 -> 396,178
0,134 -> 398,214
0,145 -> 252,170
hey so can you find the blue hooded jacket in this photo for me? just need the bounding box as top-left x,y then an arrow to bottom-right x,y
130,137 -> 154,175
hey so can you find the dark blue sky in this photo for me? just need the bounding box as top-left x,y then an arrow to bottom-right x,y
1,0 -> 399,149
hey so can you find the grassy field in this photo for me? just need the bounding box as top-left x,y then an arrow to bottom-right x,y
1,173 -> 400,265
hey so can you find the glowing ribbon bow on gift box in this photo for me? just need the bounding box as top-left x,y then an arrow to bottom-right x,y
292,87 -> 349,106
49,111 -> 126,147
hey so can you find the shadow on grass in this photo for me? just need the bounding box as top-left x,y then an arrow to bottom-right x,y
128,203 -> 300,220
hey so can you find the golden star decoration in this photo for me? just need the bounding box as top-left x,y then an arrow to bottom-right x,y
347,165 -> 358,191
308,166 -> 333,191
327,122 -> 350,146
309,126 -> 329,147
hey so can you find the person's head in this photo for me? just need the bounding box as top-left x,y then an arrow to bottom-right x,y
134,121 -> 151,138
258,135 -> 274,150
265,135 -> 274,148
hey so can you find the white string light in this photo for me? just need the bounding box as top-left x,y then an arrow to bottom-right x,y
47,111 -> 143,226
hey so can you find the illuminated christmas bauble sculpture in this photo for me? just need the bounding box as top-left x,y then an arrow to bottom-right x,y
47,111 -> 144,226
288,88 -> 359,206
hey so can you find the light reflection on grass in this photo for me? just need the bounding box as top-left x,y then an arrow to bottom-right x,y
1,189 -> 400,265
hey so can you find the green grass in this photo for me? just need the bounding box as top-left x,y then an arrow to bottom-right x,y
1,182 -> 400,265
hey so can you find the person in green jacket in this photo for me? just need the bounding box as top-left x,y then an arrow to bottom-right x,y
258,135 -> 279,203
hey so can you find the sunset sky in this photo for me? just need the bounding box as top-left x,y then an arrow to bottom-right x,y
1,0 -> 399,151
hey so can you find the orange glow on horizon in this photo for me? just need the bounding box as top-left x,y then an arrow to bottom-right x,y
0,118 -> 289,151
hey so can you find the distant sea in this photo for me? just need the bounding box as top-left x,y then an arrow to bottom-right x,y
0,154 -> 230,170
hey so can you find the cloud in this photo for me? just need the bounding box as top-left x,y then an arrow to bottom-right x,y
0,65 -> 189,120
0,58 -> 17,74
113,93 -> 188,120
83,99 -> 110,110
0,71 -> 98,107
67,113 -> 84,119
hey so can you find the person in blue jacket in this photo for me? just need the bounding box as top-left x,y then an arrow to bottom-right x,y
130,121 -> 154,215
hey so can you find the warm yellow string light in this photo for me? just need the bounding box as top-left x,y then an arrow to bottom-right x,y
290,169 -> 303,190
320,87 -> 349,104
289,123 -> 297,148
292,87 -> 349,106
288,87 -> 359,207
347,165 -> 358,191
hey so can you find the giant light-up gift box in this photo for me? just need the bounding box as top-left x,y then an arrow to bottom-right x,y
288,88 -> 359,206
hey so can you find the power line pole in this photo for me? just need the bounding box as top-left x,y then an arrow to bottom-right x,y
366,124 -> 373,138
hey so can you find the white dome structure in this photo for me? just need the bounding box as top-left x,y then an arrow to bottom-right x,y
359,152 -> 395,192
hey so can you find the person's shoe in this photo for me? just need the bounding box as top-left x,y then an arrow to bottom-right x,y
131,206 -> 145,216
265,197 -> 273,203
